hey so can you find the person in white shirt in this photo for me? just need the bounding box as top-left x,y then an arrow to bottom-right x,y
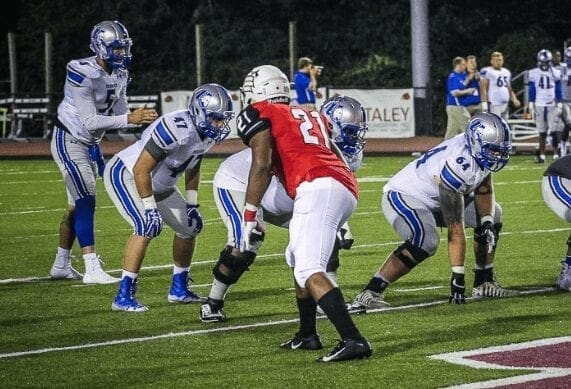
200,95 -> 367,323
528,49 -> 563,162
103,83 -> 234,312
49,20 -> 158,284
558,47 -> 571,156
480,51 -> 521,120
348,112 -> 517,313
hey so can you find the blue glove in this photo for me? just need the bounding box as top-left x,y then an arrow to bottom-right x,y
143,208 -> 163,238
186,204 -> 203,236
88,144 -> 105,177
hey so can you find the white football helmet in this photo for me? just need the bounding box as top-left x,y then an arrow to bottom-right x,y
564,46 -> 571,65
240,65 -> 291,105
465,112 -> 512,172
536,49 -> 552,71
90,20 -> 132,70
320,96 -> 368,156
188,83 -> 234,144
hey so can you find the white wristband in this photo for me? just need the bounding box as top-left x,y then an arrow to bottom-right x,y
244,202 -> 259,212
481,215 -> 494,225
452,266 -> 465,274
141,196 -> 157,210
186,190 -> 198,205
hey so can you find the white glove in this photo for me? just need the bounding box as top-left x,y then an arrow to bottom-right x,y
240,203 -> 266,253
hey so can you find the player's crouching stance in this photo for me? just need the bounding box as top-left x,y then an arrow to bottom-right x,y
103,83 -> 234,312
349,112 -> 517,313
541,155 -> 571,291
236,65 -> 371,362
200,95 -> 367,323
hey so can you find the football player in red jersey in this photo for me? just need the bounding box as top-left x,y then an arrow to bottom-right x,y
236,65 -> 371,363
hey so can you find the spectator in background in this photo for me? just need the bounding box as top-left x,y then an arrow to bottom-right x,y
461,55 -> 482,116
541,155 -> 571,292
559,47 -> 571,156
528,49 -> 562,163
293,57 -> 322,110
444,57 -> 474,139
480,51 -> 520,121
49,20 -> 158,283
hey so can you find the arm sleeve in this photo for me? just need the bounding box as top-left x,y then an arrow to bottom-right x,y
236,105 -> 270,145
528,81 -> 536,102
70,81 -> 129,134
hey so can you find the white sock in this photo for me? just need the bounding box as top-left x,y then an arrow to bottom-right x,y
122,270 -> 138,280
209,279 -> 230,301
53,247 -> 71,267
83,253 -> 99,272
173,265 -> 189,275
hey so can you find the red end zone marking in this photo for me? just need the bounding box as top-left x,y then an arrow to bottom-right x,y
467,342 -> 571,369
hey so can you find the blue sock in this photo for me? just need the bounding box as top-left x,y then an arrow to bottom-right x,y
74,195 -> 96,247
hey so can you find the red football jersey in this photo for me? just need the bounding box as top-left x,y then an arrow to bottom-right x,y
254,101 -> 358,199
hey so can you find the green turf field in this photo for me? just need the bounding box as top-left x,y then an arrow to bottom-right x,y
0,155 -> 569,388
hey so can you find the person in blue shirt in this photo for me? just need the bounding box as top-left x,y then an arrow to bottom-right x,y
460,55 -> 482,116
445,57 -> 476,139
293,57 -> 322,109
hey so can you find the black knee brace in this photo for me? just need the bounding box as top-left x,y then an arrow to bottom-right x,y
326,239 -> 341,273
212,246 -> 257,285
393,241 -> 430,269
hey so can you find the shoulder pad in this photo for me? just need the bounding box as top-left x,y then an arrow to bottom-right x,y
68,57 -> 103,79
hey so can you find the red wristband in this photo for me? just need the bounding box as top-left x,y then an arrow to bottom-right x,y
244,209 -> 257,222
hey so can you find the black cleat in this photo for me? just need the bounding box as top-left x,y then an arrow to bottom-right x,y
317,337 -> 372,362
280,333 -> 323,350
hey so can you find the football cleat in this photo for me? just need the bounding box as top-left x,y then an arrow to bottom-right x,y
83,255 -> 120,284
556,261 -> 571,291
200,303 -> 227,322
111,276 -> 148,312
347,289 -> 390,314
50,263 -> 83,280
280,333 -> 323,350
317,337 -> 372,362
168,271 -> 205,303
472,280 -> 519,298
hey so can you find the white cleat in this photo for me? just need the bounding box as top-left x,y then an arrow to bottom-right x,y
50,264 -> 83,280
83,268 -> 120,284
556,261 -> 571,292
347,289 -> 390,314
472,281 -> 519,298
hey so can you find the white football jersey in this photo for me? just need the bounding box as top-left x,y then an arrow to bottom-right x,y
57,56 -> 131,145
117,109 -> 215,194
213,147 -> 252,192
384,134 -> 490,210
560,63 -> 571,102
528,67 -> 561,106
345,150 -> 363,172
480,66 -> 512,105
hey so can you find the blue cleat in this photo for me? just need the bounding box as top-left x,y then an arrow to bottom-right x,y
168,271 -> 205,303
111,276 -> 148,312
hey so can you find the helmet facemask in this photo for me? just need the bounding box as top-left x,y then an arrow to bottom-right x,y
189,84 -> 235,144
536,49 -> 553,71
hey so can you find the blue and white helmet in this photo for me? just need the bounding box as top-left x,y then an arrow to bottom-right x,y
536,49 -> 552,71
90,20 -> 132,70
188,83 -> 234,144
320,95 -> 368,156
465,112 -> 511,172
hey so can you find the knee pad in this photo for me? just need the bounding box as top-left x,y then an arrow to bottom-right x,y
393,241 -> 430,269
74,195 -> 96,247
213,246 -> 256,285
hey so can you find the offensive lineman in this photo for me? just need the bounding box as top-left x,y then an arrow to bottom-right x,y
480,51 -> 521,120
50,20 -> 158,284
103,83 -> 234,312
200,95 -> 367,323
349,112 -> 517,313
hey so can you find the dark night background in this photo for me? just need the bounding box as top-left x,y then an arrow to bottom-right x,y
0,0 -> 569,133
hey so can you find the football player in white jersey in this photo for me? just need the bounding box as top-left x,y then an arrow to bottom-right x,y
558,47 -> 571,156
200,95 -> 367,323
349,112 -> 516,313
103,83 -> 234,312
541,155 -> 571,291
480,51 -> 520,120
50,20 -> 158,284
528,49 -> 563,163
